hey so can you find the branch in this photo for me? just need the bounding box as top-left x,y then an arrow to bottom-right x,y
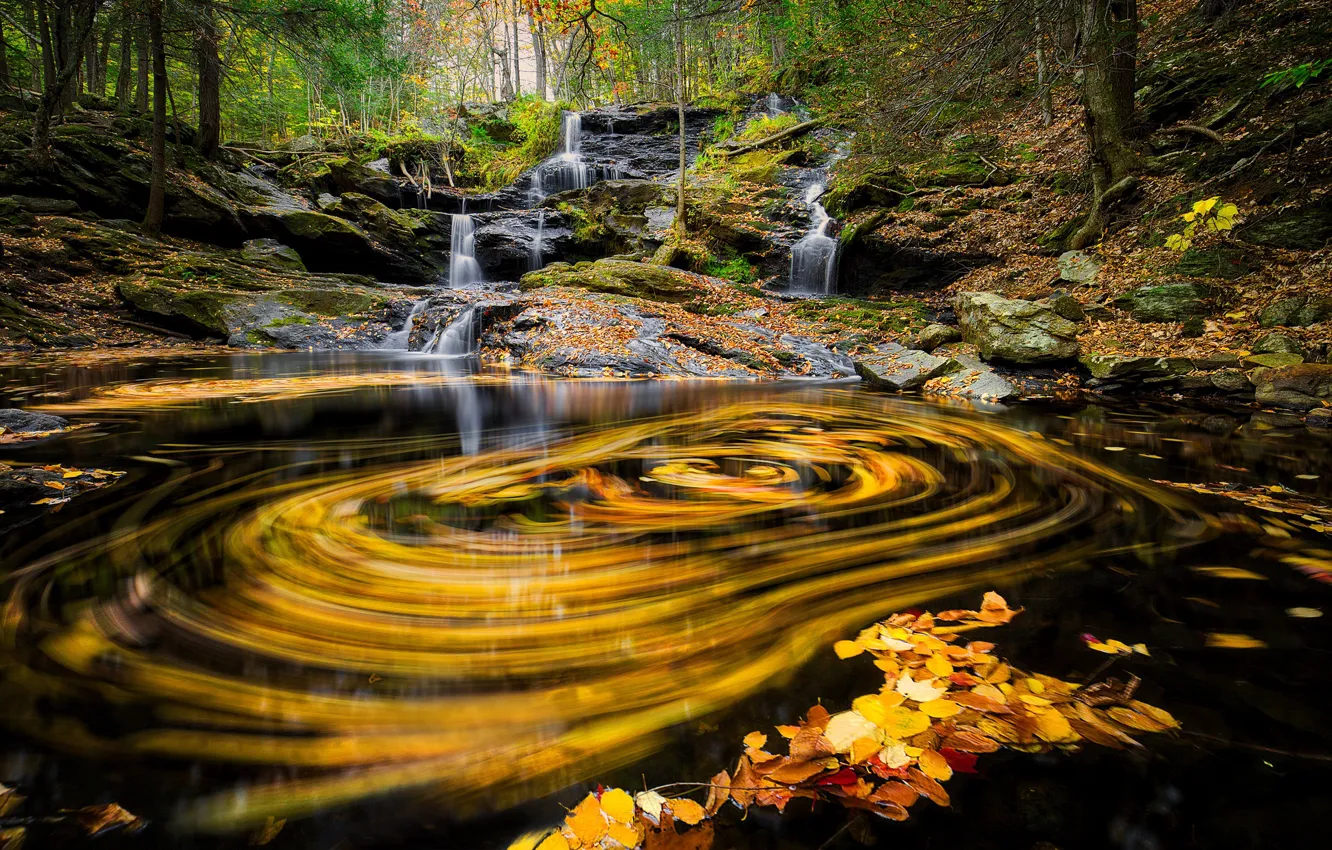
716,118 -> 826,157
1160,123 -> 1225,144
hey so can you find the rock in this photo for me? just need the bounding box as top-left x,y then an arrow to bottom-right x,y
911,323 -> 962,353
929,354 -> 1021,401
327,157 -> 401,207
518,260 -> 700,303
8,195 -> 81,214
1298,298 -> 1332,327
1308,409 -> 1332,429
1243,352 -> 1304,368
854,344 -> 958,391
1258,296 -> 1331,328
1241,199 -> 1332,250
954,291 -> 1080,364
118,279 -> 238,336
1079,354 -> 1192,380
1057,250 -> 1101,284
316,193 -> 341,210
1038,291 -> 1086,322
1252,364 -> 1332,410
0,409 -> 70,433
287,134 -> 322,152
1193,353 -> 1241,369
1210,369 -> 1251,393
1253,332 -> 1304,356
1120,282 -> 1215,322
241,239 -> 306,272
1181,316 -> 1205,337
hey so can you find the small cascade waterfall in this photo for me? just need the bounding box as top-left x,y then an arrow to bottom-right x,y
381,299 -> 428,350
422,306 -> 479,356
766,92 -> 784,117
788,143 -> 851,295
448,214 -> 483,288
530,210 -> 546,271
788,182 -> 840,295
528,111 -> 622,199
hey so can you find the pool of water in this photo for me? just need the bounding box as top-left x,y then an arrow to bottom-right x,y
2,352 -> 1331,849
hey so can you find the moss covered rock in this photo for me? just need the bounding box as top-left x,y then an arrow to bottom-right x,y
1118,282 -> 1217,322
955,292 -> 1079,364
518,260 -> 700,302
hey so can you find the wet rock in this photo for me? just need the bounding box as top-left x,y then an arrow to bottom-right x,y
1210,369 -> 1252,393
1079,354 -> 1192,380
854,343 -> 958,391
1308,409 -> 1332,429
241,239 -> 306,273
474,209 -> 572,280
911,323 -> 962,352
930,354 -> 1021,401
1243,352 -> 1304,368
955,291 -> 1080,364
8,195 -> 81,214
0,409 -> 69,433
1193,352 -> 1241,370
1253,364 -> 1332,410
519,260 -> 699,303
1057,250 -> 1101,284
1253,332 -> 1304,356
1119,282 -> 1216,322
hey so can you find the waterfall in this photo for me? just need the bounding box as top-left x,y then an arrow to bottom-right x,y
530,210 -> 546,271
788,182 -> 840,295
766,92 -> 784,116
788,143 -> 851,295
422,306 -> 479,356
448,214 -> 483,288
381,299 -> 428,350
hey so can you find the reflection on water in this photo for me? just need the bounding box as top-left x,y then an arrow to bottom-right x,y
2,353 -> 1331,847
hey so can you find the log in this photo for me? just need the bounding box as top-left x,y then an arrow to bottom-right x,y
716,118 -> 826,157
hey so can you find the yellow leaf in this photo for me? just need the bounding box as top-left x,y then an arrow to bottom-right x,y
565,794 -> 607,847
1035,710 -> 1077,743
534,833 -> 569,850
850,736 -> 881,764
834,640 -> 865,659
668,798 -> 706,826
1024,678 -> 1045,694
44,481 -> 66,491
62,470 -> 82,479
1205,632 -> 1267,649
873,658 -> 900,674
1191,566 -> 1266,580
879,706 -> 931,739
1019,694 -> 1052,707
925,654 -> 953,678
607,822 -> 641,847
600,788 -> 636,824
917,748 -> 953,781
743,731 -> 767,749
919,699 -> 961,718
852,694 -> 887,725
1086,641 -> 1123,655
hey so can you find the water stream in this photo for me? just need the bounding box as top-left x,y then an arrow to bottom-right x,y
448,214 -> 483,288
3,353 -> 1331,849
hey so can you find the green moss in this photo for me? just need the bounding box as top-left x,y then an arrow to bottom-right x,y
265,315 -> 315,328
702,252 -> 758,285
788,296 -> 929,334
275,288 -> 378,316
518,259 -> 700,303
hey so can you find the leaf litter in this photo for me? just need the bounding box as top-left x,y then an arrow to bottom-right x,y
522,593 -> 1179,850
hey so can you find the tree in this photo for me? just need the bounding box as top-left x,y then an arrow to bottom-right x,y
142,0 -> 166,235
195,2 -> 221,157
31,0 -> 98,167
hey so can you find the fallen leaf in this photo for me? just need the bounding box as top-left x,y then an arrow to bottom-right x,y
601,788 -> 636,824
566,794 -> 608,847
1205,632 -> 1267,649
917,748 -> 952,781
667,798 -> 706,826
835,640 -> 866,659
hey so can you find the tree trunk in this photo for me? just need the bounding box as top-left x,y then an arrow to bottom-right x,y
1069,0 -> 1139,250
195,5 -> 221,158
95,18 -> 110,91
142,0 -> 166,236
134,18 -> 148,111
38,2 -> 55,92
0,20 -> 9,89
83,26 -> 95,95
531,14 -> 546,99
673,0 -> 687,237
1035,14 -> 1054,127
31,0 -> 96,168
115,14 -> 133,107
510,0 -> 520,96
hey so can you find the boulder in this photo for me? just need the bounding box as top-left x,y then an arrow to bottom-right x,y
1057,251 -> 1102,284
518,260 -> 700,303
1253,332 -> 1304,357
1079,354 -> 1193,380
911,323 -> 962,353
1039,291 -> 1086,322
853,344 -> 958,391
241,239 -> 306,272
287,135 -> 322,153
926,354 -> 1021,401
1258,295 -> 1332,328
954,292 -> 1080,364
1244,352 -> 1304,368
1210,369 -> 1251,393
1119,282 -> 1215,322
1241,200 -> 1332,250
1308,409 -> 1332,429
327,157 -> 402,207
1252,364 -> 1332,410
0,409 -> 70,433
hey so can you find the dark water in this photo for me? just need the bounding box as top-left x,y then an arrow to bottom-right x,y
2,352 -> 1331,849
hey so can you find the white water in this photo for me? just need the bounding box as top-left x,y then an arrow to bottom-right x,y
529,111 -> 621,199
421,305 -> 479,356
530,210 -> 546,271
789,181 -> 839,295
381,299 -> 428,350
448,214 -> 483,288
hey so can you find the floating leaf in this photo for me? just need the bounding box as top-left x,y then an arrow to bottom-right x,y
667,799 -> 706,826
878,706 -> 931,740
919,699 -> 961,718
835,640 -> 866,659
917,748 -> 952,781
1205,632 -> 1267,649
601,788 -> 636,824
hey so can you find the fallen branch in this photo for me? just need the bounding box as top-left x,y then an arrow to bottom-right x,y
716,118 -> 826,157
1160,124 -> 1225,144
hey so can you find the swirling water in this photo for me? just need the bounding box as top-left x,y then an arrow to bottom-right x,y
2,352 -> 1331,849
